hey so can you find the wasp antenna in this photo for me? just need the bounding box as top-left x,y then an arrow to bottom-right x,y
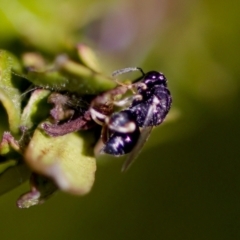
112,67 -> 144,77
136,67 -> 145,76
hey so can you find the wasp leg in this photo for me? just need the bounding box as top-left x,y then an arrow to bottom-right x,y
113,94 -> 142,108
89,108 -> 107,126
101,124 -> 109,144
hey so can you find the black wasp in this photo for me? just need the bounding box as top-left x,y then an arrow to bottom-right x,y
90,67 -> 172,171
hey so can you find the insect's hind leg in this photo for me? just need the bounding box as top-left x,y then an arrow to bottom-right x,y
113,94 -> 142,108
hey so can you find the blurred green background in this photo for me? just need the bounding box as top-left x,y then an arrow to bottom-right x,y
0,0 -> 240,239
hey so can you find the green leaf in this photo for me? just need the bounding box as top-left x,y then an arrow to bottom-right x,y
25,55 -> 116,95
0,159 -> 17,174
0,50 -> 22,134
24,127 -> 96,195
21,89 -> 51,129
0,161 -> 30,196
77,44 -> 102,73
0,1 -> 97,53
0,132 -> 30,196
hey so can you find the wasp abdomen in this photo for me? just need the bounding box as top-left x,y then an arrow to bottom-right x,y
102,130 -> 140,156
102,110 -> 140,156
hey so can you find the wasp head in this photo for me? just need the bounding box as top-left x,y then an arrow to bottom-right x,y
143,71 -> 167,88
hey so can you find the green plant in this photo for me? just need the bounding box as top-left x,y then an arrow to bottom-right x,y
0,46 -> 116,208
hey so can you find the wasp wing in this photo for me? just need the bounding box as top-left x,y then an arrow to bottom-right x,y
121,101 -> 157,172
121,126 -> 152,172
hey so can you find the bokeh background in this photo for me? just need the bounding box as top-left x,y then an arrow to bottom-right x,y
0,0 -> 240,239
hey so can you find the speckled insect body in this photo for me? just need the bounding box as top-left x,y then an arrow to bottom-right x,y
100,68 -> 172,170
